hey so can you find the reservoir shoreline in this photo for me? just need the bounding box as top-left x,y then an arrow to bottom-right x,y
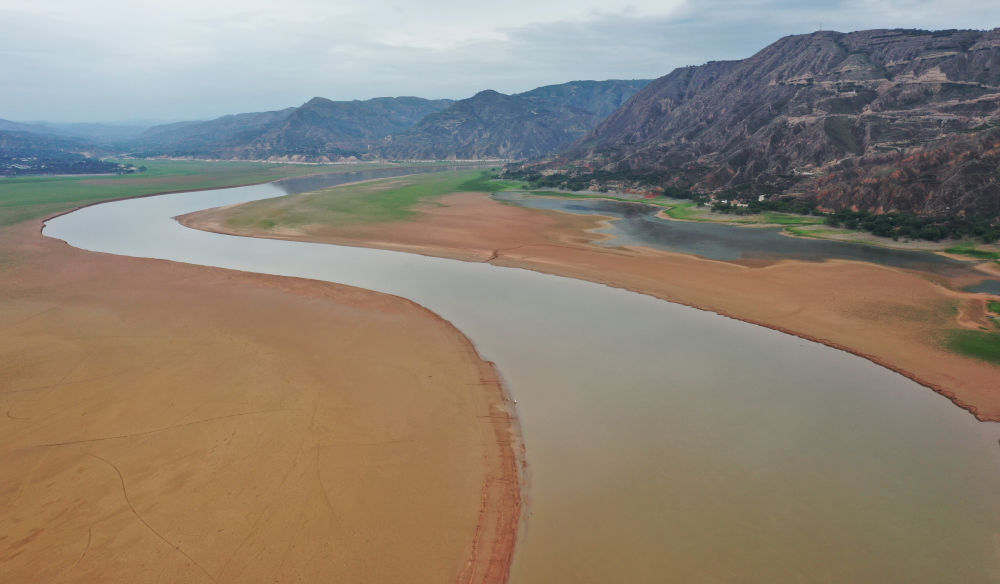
44,181 -> 1000,582
181,190 -> 1000,422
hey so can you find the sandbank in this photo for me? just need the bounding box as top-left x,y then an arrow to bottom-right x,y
183,191 -> 1000,421
0,218 -> 520,583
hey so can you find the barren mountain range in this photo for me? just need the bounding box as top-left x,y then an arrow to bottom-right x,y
381,80 -> 650,160
3,79 -> 649,165
129,79 -> 649,162
130,97 -> 453,161
545,28 -> 1000,218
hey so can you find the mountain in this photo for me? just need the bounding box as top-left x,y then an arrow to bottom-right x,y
132,97 -> 453,160
544,29 -> 1000,218
40,121 -> 155,143
381,80 -> 651,160
232,96 -> 455,160
0,119 -> 70,137
516,80 -> 652,119
133,108 -> 298,157
129,81 -> 649,162
0,119 -> 150,145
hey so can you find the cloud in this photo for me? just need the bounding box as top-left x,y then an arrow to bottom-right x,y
1,0 -> 998,122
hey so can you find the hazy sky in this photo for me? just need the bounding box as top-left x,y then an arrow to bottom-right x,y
3,0 -> 999,123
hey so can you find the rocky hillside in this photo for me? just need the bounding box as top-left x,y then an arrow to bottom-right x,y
545,29 -> 1000,218
381,80 -> 650,160
132,97 -> 453,161
133,108 -> 296,157
228,96 -> 455,160
127,80 -> 649,162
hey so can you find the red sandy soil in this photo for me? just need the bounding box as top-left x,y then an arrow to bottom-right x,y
0,219 -> 520,583
183,191 -> 1000,422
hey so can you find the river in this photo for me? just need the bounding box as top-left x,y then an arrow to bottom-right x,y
44,169 -> 1000,583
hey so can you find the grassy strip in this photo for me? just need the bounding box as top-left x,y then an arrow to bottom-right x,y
945,242 -> 1000,260
662,201 -> 707,221
660,202 -> 825,226
225,170 -> 506,229
519,189 -> 676,208
988,301 -> 1000,315
947,330 -> 1000,364
520,191 -> 824,227
759,212 -> 825,226
784,226 -> 865,238
0,159 -> 399,228
457,173 -> 523,193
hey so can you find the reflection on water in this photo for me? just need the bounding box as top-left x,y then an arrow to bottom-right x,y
495,192 -> 990,278
44,178 -> 1000,583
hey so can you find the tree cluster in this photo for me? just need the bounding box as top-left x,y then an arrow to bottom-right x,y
824,209 -> 1000,243
505,165 -> 1000,245
712,197 -> 820,215
1,153 -> 144,177
503,168 -> 673,193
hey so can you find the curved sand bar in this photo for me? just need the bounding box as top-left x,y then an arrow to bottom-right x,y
1,204 -> 519,580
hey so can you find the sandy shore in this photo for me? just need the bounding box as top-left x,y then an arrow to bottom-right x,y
0,219 -> 520,583
183,191 -> 1000,421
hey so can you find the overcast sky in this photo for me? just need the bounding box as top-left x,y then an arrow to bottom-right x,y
3,0 -> 999,123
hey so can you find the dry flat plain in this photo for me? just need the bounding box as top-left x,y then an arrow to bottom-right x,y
0,219 -> 519,583
184,180 -> 1000,421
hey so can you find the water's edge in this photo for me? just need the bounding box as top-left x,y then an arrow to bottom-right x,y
43,175 -> 996,581
37,168 -> 523,583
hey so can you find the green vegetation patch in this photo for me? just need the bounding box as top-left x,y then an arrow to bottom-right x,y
663,201 -> 705,221
945,242 -> 1000,260
0,159 -> 361,228
826,209 -> 1000,243
759,212 -> 825,226
226,169 -> 503,230
668,203 -> 824,226
987,301 -> 1000,315
456,172 -> 522,193
947,330 -> 1000,364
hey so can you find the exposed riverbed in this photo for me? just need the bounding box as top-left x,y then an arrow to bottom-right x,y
44,171 -> 1000,583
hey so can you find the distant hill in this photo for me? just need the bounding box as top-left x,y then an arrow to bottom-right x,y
133,108 -> 298,157
0,119 -> 70,137
231,96 -> 457,160
131,97 -> 454,160
41,121 -> 155,143
381,80 -> 651,160
0,119 -> 149,145
0,129 -> 128,176
539,29 -> 1000,218
130,81 -> 650,162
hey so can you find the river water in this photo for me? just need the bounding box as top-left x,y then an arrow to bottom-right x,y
44,170 -> 1000,583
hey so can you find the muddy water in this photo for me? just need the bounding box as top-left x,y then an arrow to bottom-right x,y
494,192 -> 996,278
45,178 -> 1000,583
